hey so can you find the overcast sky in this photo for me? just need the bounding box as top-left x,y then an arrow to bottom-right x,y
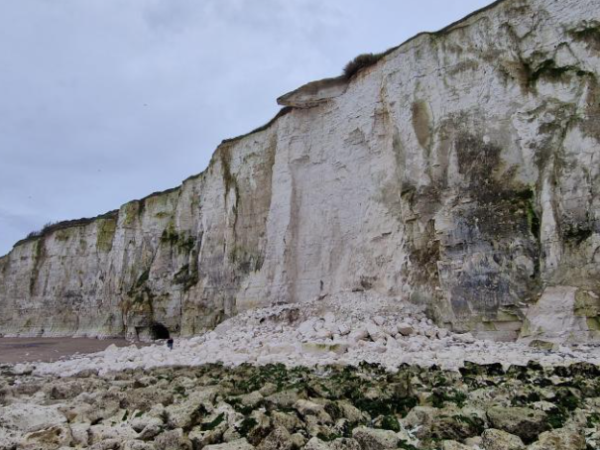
0,0 -> 492,256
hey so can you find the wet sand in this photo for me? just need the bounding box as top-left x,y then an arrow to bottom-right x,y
0,337 -> 136,364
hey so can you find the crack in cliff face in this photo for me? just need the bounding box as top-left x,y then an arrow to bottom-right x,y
28,240 -> 46,297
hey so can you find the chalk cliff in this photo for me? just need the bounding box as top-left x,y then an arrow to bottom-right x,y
1,0 -> 599,342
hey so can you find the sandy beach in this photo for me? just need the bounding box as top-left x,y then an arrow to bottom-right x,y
0,337 -> 134,364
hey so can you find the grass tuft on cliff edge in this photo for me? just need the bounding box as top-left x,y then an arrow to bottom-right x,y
343,53 -> 385,80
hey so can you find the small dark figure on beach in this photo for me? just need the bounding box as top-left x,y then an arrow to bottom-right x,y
167,339 -> 174,350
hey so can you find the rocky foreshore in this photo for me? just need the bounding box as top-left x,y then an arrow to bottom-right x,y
2,360 -> 599,450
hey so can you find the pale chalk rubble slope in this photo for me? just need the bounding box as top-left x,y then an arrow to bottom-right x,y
30,293 -> 600,377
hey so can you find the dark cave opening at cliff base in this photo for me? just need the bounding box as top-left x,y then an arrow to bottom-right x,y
150,322 -> 170,340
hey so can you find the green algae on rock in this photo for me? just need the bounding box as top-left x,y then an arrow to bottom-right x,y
2,361 -> 600,449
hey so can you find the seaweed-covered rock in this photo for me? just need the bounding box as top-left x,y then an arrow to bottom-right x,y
329,439 -> 361,450
122,441 -> 156,450
153,428 -> 192,450
351,427 -> 398,449
487,407 -> 549,443
527,429 -> 586,450
256,427 -> 293,450
440,441 -> 471,450
204,439 -> 254,450
1,361 -> 600,450
481,429 -> 524,450
165,387 -> 219,429
431,413 -> 485,441
401,406 -> 439,439
304,437 -> 331,450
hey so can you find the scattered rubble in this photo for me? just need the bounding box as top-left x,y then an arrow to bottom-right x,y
26,295 -> 600,378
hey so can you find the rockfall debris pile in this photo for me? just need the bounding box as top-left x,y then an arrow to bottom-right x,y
27,295 -> 600,378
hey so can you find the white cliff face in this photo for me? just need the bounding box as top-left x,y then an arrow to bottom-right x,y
0,0 -> 599,341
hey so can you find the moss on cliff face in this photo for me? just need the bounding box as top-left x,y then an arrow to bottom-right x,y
55,229 -> 71,242
29,240 -> 46,296
174,263 -> 199,292
160,224 -> 197,254
123,202 -> 141,227
219,144 -> 239,201
525,59 -> 592,87
569,21 -> 600,51
228,245 -> 265,275
562,220 -> 594,245
96,217 -> 118,252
